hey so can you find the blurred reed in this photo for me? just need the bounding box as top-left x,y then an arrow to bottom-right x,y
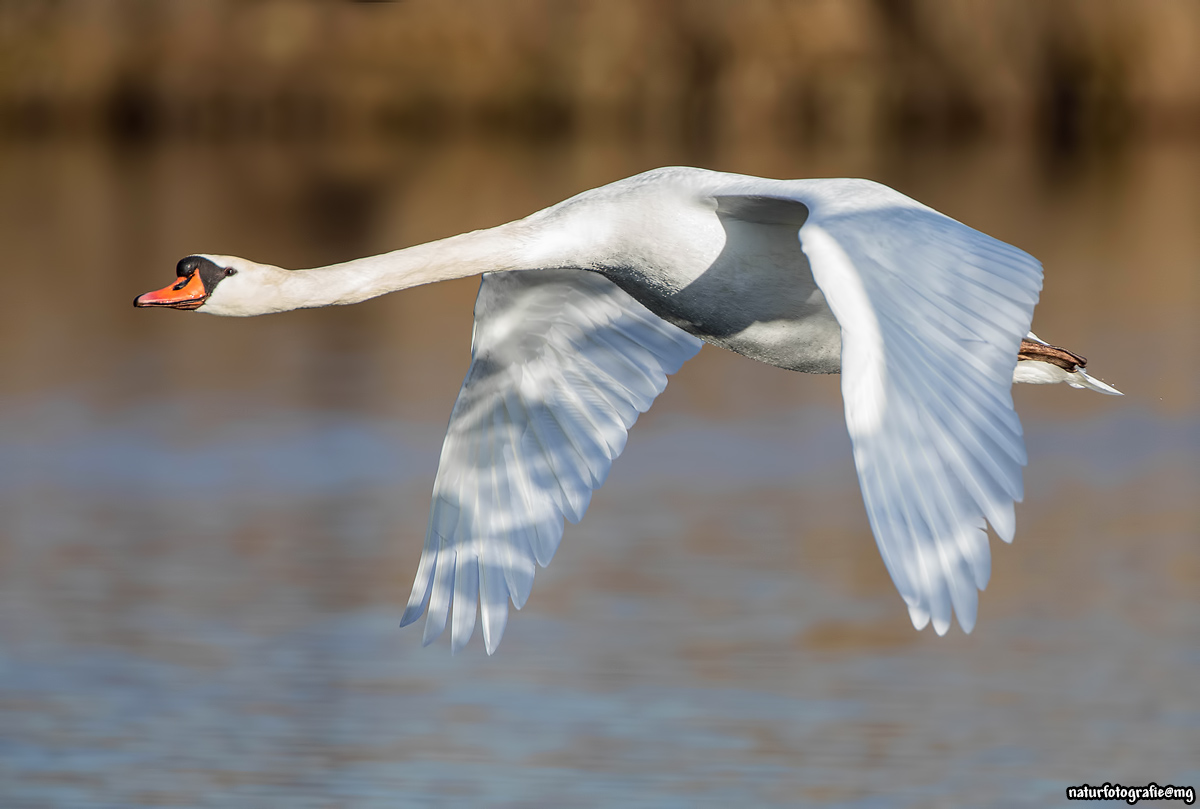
0,0 -> 1197,151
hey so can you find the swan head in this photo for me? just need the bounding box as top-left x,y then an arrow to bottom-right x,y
134,255 -> 284,316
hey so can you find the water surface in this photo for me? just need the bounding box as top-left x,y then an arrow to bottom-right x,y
0,135 -> 1197,807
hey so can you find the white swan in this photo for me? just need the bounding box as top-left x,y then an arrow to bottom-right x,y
135,167 -> 1121,653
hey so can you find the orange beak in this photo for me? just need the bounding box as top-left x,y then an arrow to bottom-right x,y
134,272 -> 208,310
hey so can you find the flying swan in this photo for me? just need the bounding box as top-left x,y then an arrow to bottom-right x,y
135,167 -> 1121,653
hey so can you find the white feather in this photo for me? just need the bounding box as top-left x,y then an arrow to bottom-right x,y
399,269 -> 702,653
787,180 -> 1042,635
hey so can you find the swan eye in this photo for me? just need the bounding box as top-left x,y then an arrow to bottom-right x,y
225,268 -> 238,277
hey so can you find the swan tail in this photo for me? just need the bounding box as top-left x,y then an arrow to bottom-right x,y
1014,333 -> 1123,395
1067,367 -> 1123,395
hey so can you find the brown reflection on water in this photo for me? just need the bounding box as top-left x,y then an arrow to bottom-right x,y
0,134 -> 1198,806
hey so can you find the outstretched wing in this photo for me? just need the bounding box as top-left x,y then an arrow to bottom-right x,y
719,178 -> 1042,635
401,269 -> 702,653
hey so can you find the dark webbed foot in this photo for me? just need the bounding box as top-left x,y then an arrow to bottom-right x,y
1018,338 -> 1086,372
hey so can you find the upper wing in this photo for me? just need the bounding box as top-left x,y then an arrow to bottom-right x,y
719,179 -> 1042,635
400,269 -> 702,653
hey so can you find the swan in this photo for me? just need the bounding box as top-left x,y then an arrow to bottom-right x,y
134,166 -> 1121,653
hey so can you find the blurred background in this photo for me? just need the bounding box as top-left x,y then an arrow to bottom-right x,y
0,1 -> 1197,806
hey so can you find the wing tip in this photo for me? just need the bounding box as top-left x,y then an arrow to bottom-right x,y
908,601 -> 979,635
483,621 -> 505,655
421,623 -> 443,647
907,601 -> 931,631
399,604 -> 425,628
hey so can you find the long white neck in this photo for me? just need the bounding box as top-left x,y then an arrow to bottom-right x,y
203,219 -> 546,316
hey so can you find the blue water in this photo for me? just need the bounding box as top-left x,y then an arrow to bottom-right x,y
1,139 -> 1198,807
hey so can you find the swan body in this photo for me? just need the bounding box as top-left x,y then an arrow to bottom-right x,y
135,167 -> 1121,653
